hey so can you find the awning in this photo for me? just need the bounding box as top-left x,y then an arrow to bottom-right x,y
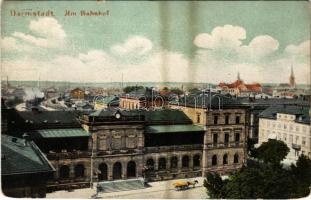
145,124 -> 204,134
34,129 -> 90,138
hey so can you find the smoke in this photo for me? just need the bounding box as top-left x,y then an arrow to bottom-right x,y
23,87 -> 44,100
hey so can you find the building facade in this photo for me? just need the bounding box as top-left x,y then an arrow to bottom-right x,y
170,93 -> 249,175
258,105 -> 311,162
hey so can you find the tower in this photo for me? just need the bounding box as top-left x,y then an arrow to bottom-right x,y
289,65 -> 296,88
237,71 -> 241,81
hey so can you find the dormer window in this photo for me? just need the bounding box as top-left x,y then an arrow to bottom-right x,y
43,120 -> 48,123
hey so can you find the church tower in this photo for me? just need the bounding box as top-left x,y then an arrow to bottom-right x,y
237,71 -> 241,81
289,65 -> 296,88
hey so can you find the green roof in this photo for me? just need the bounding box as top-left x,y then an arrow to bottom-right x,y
2,135 -> 55,175
35,128 -> 90,138
145,124 -> 205,134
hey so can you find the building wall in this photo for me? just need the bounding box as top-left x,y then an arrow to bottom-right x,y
203,108 -> 247,175
258,115 -> 311,161
169,105 -> 248,175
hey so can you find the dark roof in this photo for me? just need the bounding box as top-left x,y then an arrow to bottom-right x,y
238,97 -> 309,107
259,105 -> 310,124
174,93 -> 242,109
12,110 -> 80,126
144,109 -> 192,124
87,108 -> 192,124
1,135 -> 55,176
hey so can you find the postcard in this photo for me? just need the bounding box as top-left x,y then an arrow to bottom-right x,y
1,0 -> 310,199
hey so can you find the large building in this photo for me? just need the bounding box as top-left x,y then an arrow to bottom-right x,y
1,134 -> 55,197
258,105 -> 311,162
217,72 -> 262,97
169,93 -> 249,175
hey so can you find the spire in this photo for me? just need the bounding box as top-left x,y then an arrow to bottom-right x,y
289,65 -> 296,88
290,65 -> 294,77
237,71 -> 241,81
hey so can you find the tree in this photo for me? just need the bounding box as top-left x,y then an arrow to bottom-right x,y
203,140 -> 311,199
255,139 -> 289,166
123,85 -> 144,93
170,87 -> 183,95
203,172 -> 224,198
289,155 -> 311,198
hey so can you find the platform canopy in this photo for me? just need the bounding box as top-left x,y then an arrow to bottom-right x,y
145,124 -> 204,134
34,128 -> 90,138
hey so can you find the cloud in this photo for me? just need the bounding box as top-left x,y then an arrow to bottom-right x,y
194,25 -> 246,49
239,35 -> 279,60
3,17 -> 66,51
111,36 -> 153,56
285,40 -> 310,55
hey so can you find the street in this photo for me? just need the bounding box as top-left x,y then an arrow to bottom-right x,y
46,177 -> 207,199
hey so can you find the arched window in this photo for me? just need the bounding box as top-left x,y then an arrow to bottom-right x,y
158,157 -> 166,170
74,164 -> 85,178
146,158 -> 155,170
223,154 -> 228,165
127,161 -> 136,178
98,163 -> 108,181
170,156 -> 178,169
113,162 -> 122,180
212,155 -> 217,166
234,153 -> 239,164
193,154 -> 200,168
182,155 -> 190,168
59,165 -> 70,179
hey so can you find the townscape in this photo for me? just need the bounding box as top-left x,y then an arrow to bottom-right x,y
1,69 -> 311,198
1,0 -> 310,199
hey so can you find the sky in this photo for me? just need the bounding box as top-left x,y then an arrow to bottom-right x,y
1,1 -> 310,84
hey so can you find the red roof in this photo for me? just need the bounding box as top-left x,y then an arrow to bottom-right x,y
219,80 -> 262,92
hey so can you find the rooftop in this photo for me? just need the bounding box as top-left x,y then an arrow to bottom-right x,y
259,105 -> 310,124
1,135 -> 55,176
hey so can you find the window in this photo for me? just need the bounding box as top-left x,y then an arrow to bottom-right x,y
284,124 -> 287,130
213,133 -> 218,145
235,116 -> 240,124
235,133 -> 240,143
302,137 -> 306,146
214,116 -> 218,125
296,126 -> 300,132
284,134 -> 287,142
234,154 -> 239,164
289,135 -> 293,143
74,164 -> 85,178
197,114 -> 201,123
225,115 -> 229,125
212,155 -> 217,166
223,154 -> 228,165
224,133 -> 229,146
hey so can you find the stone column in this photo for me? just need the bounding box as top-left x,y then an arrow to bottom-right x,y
122,162 -> 127,179
177,155 -> 182,173
189,155 -> 193,170
69,164 -> 75,178
108,163 -> 113,181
